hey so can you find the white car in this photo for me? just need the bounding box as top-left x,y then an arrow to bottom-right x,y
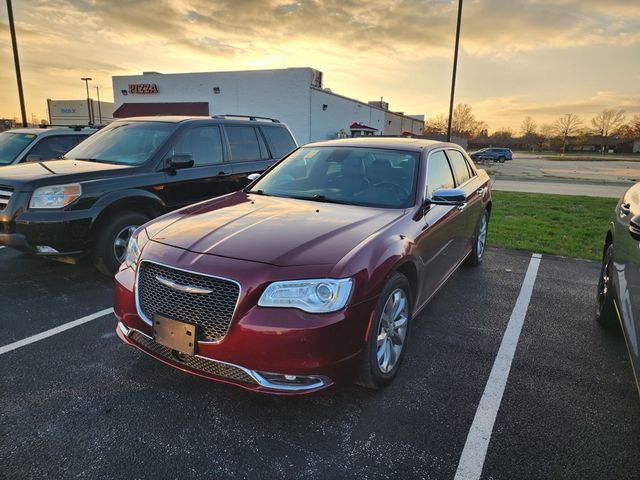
0,126 -> 96,166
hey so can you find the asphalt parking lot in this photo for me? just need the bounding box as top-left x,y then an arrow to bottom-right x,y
1,246 -> 639,479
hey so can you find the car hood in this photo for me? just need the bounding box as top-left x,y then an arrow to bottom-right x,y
0,159 -> 132,189
149,192 -> 405,267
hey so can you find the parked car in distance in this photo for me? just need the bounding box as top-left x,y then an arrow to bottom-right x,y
114,137 -> 492,394
0,115 -> 297,275
596,181 -> 640,396
470,147 -> 513,163
0,126 -> 96,166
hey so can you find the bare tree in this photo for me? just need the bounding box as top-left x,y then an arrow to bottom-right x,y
424,113 -> 448,136
554,113 -> 583,155
591,109 -> 626,153
520,116 -> 538,137
618,114 -> 640,140
451,104 -> 487,138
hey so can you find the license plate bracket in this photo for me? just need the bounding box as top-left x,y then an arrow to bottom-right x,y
153,314 -> 197,356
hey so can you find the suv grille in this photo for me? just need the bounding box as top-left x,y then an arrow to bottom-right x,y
129,330 -> 256,384
137,261 -> 240,342
0,186 -> 13,211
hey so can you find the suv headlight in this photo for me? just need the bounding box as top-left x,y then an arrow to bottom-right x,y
29,183 -> 82,209
258,278 -> 353,313
125,228 -> 149,269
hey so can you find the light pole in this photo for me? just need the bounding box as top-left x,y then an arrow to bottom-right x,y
81,77 -> 92,125
94,86 -> 102,124
7,0 -> 28,127
446,0 -> 463,142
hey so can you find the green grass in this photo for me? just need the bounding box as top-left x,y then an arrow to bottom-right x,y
487,191 -> 617,261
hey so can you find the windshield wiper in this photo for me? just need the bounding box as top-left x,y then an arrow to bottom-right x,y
289,194 -> 353,205
246,189 -> 272,196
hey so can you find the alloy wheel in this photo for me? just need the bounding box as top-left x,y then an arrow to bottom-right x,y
113,225 -> 138,264
376,288 -> 409,374
477,213 -> 488,260
597,247 -> 612,314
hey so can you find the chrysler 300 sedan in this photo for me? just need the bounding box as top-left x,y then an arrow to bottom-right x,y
114,138 -> 492,394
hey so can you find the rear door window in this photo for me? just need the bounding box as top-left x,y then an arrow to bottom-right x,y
261,126 -> 296,158
173,126 -> 223,166
446,149 -> 473,185
226,126 -> 268,162
426,150 -> 456,198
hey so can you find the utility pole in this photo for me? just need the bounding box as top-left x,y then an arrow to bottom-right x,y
446,0 -> 463,142
94,86 -> 102,124
7,0 -> 28,127
81,77 -> 92,125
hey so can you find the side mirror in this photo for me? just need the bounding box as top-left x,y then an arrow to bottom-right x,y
247,173 -> 261,182
26,154 -> 42,162
168,154 -> 194,170
427,188 -> 466,207
630,215 -> 640,242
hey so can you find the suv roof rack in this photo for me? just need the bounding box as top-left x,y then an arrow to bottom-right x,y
212,114 -> 280,123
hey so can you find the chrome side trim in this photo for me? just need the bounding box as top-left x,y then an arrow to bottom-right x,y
119,323 -> 331,392
134,260 -> 242,345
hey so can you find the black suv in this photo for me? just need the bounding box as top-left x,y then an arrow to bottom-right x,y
0,115 -> 297,274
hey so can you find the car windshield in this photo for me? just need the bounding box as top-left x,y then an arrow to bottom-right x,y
249,146 -> 419,208
0,132 -> 37,165
64,121 -> 176,165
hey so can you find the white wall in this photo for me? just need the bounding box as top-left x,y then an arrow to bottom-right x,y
310,89 -> 385,142
112,68 -> 313,144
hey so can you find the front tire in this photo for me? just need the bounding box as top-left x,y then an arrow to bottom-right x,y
93,212 -> 149,276
468,209 -> 489,266
357,273 -> 412,389
595,243 -> 618,329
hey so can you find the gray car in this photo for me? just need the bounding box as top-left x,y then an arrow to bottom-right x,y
0,126 -> 96,166
596,181 -> 640,396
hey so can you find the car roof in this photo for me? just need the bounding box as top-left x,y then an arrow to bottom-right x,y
5,127 -> 95,135
302,137 -> 461,152
116,116 -> 287,126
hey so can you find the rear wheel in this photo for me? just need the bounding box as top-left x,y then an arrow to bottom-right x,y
498,156 -> 506,163
357,273 -> 412,389
468,209 -> 489,266
595,243 -> 618,329
93,212 -> 149,276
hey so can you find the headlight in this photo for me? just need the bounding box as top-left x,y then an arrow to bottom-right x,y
29,183 -> 82,209
124,228 -> 149,269
258,278 -> 353,313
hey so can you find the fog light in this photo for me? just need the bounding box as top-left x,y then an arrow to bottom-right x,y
36,246 -> 59,254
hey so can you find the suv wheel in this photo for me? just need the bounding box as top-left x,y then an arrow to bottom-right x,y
468,209 -> 489,266
93,212 -> 149,276
595,244 -> 618,329
357,273 -> 412,389
498,156 -> 506,163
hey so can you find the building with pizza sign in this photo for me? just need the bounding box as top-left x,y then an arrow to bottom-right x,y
111,68 -> 424,144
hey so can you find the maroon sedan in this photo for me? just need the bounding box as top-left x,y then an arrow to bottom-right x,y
114,138 -> 491,394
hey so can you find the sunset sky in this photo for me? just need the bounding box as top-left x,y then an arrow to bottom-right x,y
1,0 -> 639,131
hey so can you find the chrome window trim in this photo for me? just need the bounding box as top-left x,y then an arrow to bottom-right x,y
134,259 -> 242,344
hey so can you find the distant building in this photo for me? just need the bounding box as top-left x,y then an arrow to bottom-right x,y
47,99 -> 114,126
111,67 -> 424,144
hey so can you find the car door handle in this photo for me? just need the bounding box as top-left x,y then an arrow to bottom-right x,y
476,187 -> 485,196
457,203 -> 466,212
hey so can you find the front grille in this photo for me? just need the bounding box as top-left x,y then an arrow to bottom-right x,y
137,261 -> 240,342
129,330 -> 256,384
0,186 -> 13,211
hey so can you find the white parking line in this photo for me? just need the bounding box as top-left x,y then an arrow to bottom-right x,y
454,253 -> 542,480
0,308 -> 114,356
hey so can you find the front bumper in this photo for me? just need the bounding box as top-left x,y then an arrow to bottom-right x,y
0,210 -> 93,256
113,244 -> 376,395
